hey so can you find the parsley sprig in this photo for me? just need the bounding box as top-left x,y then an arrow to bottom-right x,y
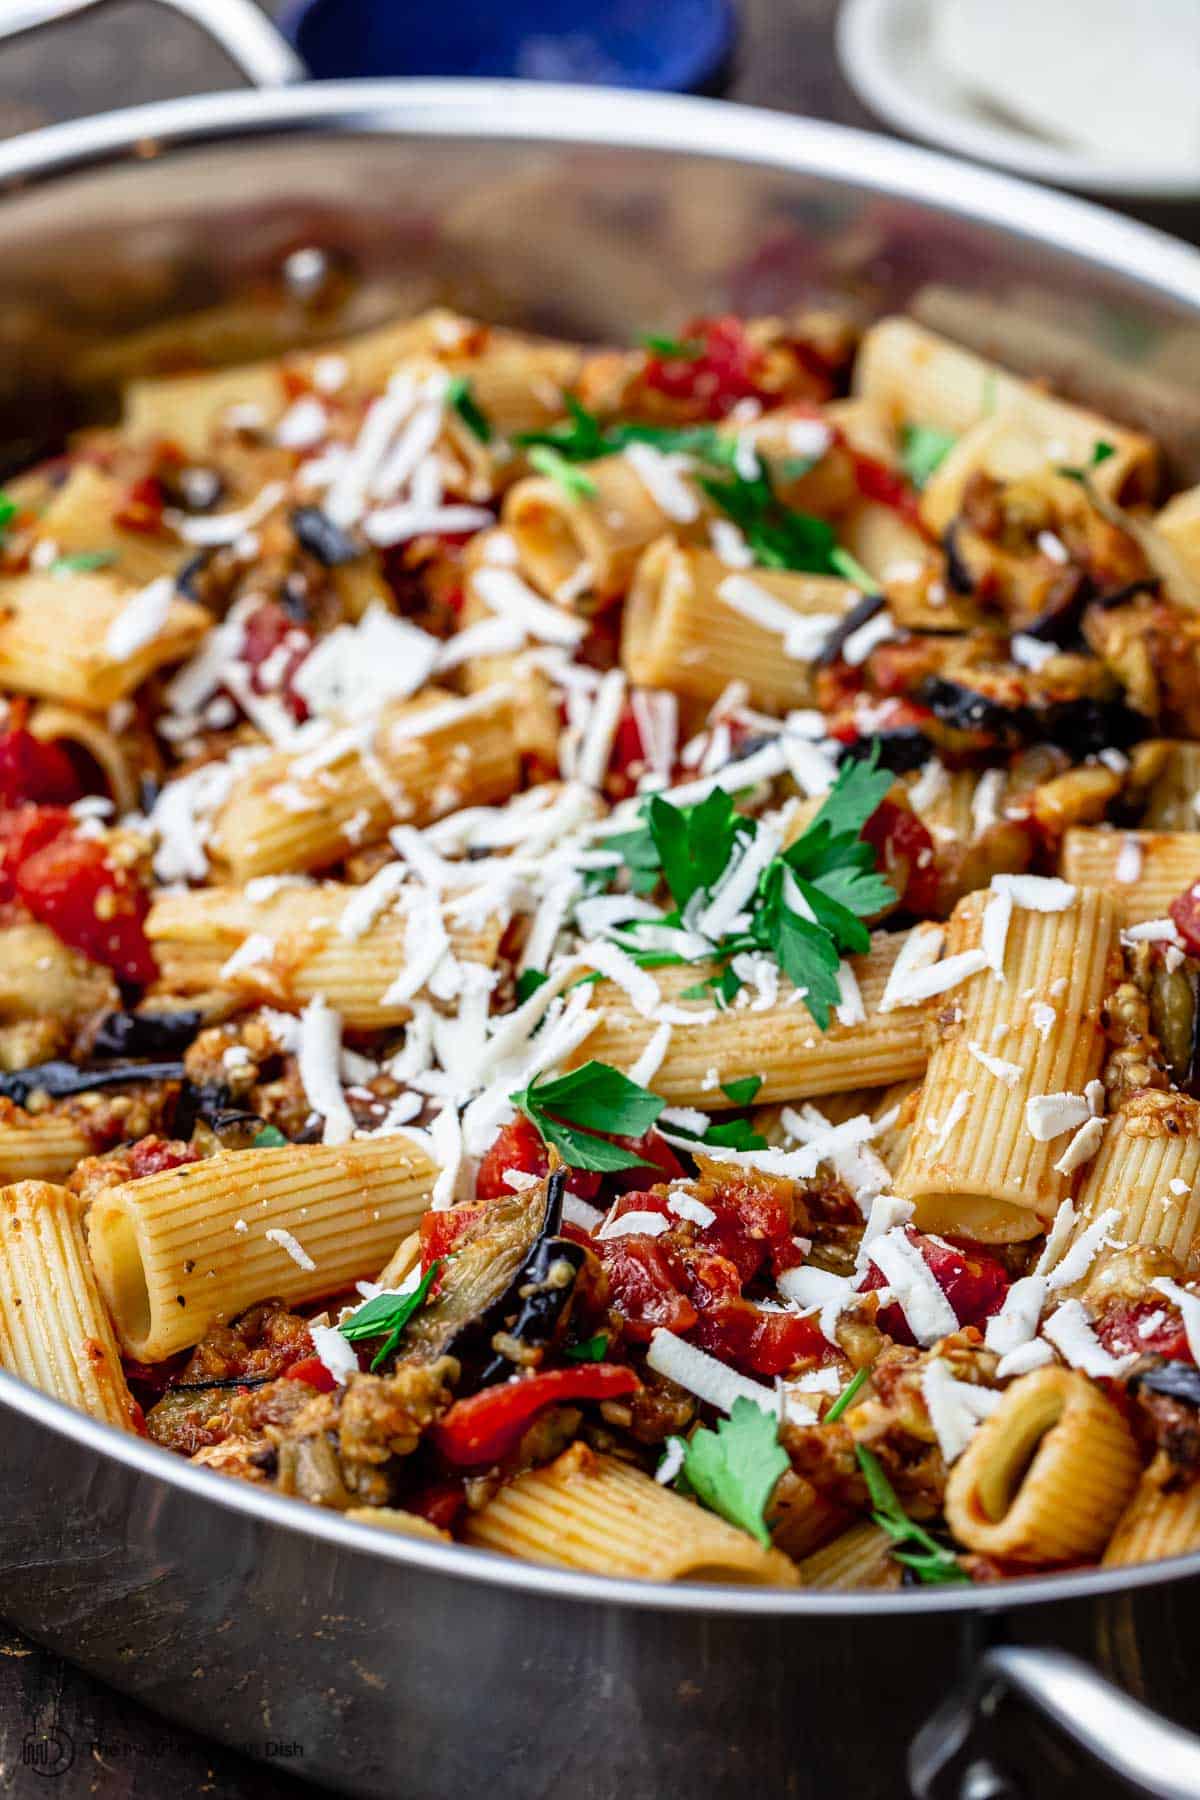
596,746 -> 895,1028
855,1445 -> 969,1585
447,375 -> 493,444
899,424 -> 956,490
0,492 -> 15,548
516,396 -> 864,579
510,1061 -> 664,1172
641,331 -> 704,361
664,1398 -> 789,1547
339,1260 -> 441,1370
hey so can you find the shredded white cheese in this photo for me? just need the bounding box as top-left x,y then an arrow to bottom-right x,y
646,1327 -> 778,1414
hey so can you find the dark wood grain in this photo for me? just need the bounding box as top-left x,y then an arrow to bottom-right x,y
0,2 -> 1196,1794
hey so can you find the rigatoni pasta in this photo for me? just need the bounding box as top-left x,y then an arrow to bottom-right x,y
0,292 -> 1198,1593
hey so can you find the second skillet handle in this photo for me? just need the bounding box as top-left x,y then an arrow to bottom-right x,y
910,1644 -> 1200,1800
0,0 -> 306,88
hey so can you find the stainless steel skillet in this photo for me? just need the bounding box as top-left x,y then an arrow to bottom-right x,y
3,8 -> 1200,1795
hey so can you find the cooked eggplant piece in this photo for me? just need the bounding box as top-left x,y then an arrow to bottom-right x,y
1021,571 -> 1093,645
1129,1360 -> 1200,1407
838,728 -> 932,773
1090,577 -> 1161,612
173,1079 -> 264,1143
176,549 -> 216,600
942,522 -> 975,597
290,506 -> 361,567
1037,696 -> 1148,755
0,1058 -> 185,1106
1148,960 -> 1200,1095
408,1170 -> 584,1383
920,675 -> 1026,742
814,592 -> 885,669
91,1009 -> 203,1060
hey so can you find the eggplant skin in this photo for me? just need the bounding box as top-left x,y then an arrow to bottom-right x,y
0,1058 -> 185,1105
91,1009 -> 203,1060
290,506 -> 361,567
919,676 -> 1024,742
838,729 -> 932,774
1130,1360 -> 1200,1408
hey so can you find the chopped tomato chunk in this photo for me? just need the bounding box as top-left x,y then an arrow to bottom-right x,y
1097,1301 -> 1191,1363
858,1227 -> 1009,1343
16,828 -> 156,983
0,804 -> 72,902
238,600 -> 312,722
1170,883 -> 1200,957
281,1355 -> 337,1393
849,450 -> 923,529
419,1201 -> 496,1271
0,728 -> 80,810
863,798 -> 938,916
642,316 -> 774,421
691,1295 -> 827,1377
475,1115 -> 602,1202
594,1235 -> 698,1342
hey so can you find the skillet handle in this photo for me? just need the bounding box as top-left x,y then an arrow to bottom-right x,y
0,0 -> 306,87
910,1645 -> 1200,1799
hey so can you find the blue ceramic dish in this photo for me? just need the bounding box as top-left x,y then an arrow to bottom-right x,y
276,0 -> 737,92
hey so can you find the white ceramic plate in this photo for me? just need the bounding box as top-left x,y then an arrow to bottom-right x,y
837,0 -> 1200,199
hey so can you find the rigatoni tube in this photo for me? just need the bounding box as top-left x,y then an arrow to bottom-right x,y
1069,1090 -> 1200,1275
1104,1454 -> 1200,1567
147,883 -> 501,1030
464,1442 -> 798,1584
207,685 -> 518,881
945,1366 -> 1139,1563
0,1181 -> 139,1431
88,1136 -> 438,1361
1061,828 -> 1200,927
570,932 -> 928,1106
894,886 -> 1119,1242
621,541 -> 857,711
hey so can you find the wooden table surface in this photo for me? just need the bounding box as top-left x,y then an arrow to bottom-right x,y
0,3 -> 1197,1795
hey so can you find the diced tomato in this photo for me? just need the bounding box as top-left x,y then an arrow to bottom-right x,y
433,1363 -> 639,1466
125,1137 -> 201,1180
0,804 -> 72,902
406,1479 -> 466,1532
475,1115 -> 603,1202
0,728 -> 80,810
863,798 -> 938,916
16,830 -> 156,983
419,1201 -> 495,1271
693,1180 -> 800,1284
1096,1301 -> 1192,1363
849,451 -> 924,529
238,600 -> 312,722
1170,883 -> 1200,957
281,1355 -> 337,1393
692,1294 -> 828,1377
642,316 -> 775,421
594,1235 -> 698,1342
858,1226 -> 1009,1344
114,472 -> 168,536
609,1130 -> 686,1195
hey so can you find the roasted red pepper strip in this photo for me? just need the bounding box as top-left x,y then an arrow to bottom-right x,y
433,1364 -> 639,1466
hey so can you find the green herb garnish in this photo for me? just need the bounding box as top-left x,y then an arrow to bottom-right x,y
698,455 -> 839,575
582,746 -> 894,1032
51,550 -> 118,576
339,1260 -> 441,1371
515,967 -> 549,1004
528,444 -> 598,500
564,1332 -> 610,1362
824,1364 -> 870,1424
510,1060 -> 664,1172
899,424 -> 956,490
668,1398 -> 789,1547
855,1445 -> 969,1584
720,1075 -> 762,1107
252,1124 -> 289,1148
447,375 -> 493,444
641,332 -> 704,361
0,493 -> 15,545
830,546 -> 880,593
1059,438 -> 1118,484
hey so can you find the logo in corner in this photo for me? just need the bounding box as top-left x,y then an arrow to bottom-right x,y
21,1725 -> 75,1778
